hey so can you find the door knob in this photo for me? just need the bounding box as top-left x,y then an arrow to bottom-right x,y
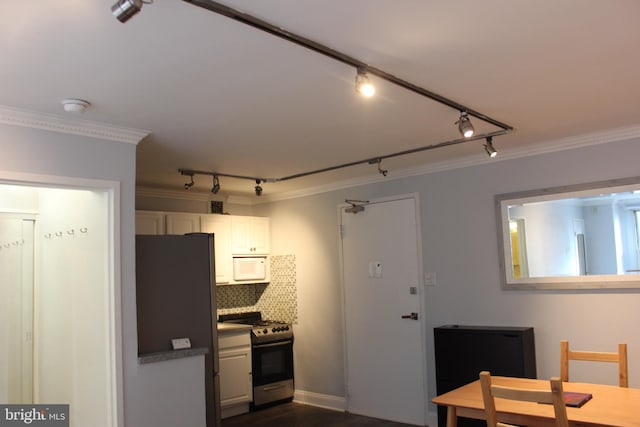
401,312 -> 418,320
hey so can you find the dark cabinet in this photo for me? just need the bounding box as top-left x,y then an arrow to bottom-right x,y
434,325 -> 537,427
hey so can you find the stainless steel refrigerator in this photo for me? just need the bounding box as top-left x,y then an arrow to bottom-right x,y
136,233 -> 220,427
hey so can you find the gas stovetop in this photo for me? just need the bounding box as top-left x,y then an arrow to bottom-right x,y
218,311 -> 293,343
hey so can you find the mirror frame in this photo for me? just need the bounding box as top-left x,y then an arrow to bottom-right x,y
495,176 -> 640,290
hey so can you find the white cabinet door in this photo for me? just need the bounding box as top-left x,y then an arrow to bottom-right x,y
135,211 -> 165,235
249,217 -> 270,254
231,216 -> 270,255
219,347 -> 252,407
201,214 -> 232,284
165,213 -> 201,235
219,332 -> 252,409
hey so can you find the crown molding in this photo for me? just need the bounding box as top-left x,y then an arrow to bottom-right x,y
136,186 -> 213,202
225,195 -> 257,205
135,185 -> 256,206
0,105 -> 149,145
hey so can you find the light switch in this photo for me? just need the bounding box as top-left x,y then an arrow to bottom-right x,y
424,272 -> 437,286
368,261 -> 383,278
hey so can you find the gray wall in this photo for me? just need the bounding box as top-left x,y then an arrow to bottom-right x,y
0,124 -> 205,426
132,132 -> 640,418
255,136 -> 640,414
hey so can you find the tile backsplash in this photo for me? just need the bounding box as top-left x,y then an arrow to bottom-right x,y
216,254 -> 298,323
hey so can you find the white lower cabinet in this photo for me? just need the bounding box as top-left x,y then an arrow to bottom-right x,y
218,330 -> 252,419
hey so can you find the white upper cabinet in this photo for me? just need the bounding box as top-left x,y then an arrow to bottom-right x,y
201,214 -> 233,284
231,216 -> 270,255
165,213 -> 201,235
135,211 -> 165,235
136,210 -> 270,283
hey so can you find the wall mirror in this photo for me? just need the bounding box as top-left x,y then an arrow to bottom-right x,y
496,176 -> 640,290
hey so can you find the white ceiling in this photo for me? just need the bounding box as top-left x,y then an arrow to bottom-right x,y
2,1 -> 640,199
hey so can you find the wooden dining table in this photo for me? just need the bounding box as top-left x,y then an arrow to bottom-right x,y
432,376 -> 640,427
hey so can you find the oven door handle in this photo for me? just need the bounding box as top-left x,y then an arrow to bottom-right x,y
253,340 -> 293,349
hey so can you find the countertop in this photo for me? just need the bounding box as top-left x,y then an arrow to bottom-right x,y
138,347 -> 208,364
217,322 -> 253,333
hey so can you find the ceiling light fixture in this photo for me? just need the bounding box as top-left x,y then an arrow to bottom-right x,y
355,68 -> 375,97
369,158 -> 388,176
111,0 -> 152,23
456,112 -> 475,138
184,174 -> 195,190
211,175 -> 221,194
484,136 -> 498,158
176,1 -> 514,193
61,98 -> 91,114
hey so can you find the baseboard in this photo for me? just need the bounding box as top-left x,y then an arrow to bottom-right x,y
426,410 -> 438,427
293,389 -> 346,412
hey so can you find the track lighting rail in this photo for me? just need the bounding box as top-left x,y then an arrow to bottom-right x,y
182,0 -> 513,132
163,1 -> 515,194
178,127 -> 508,194
115,0 -> 514,194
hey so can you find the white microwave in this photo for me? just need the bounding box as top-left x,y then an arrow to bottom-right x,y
233,257 -> 267,282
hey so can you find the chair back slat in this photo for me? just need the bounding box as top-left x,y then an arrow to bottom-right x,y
560,340 -> 628,387
480,371 -> 568,427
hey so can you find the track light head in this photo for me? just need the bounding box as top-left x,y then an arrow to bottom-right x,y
254,179 -> 263,196
211,175 -> 221,194
184,174 -> 195,190
111,0 -> 143,23
369,158 -> 388,176
456,112 -> 475,138
484,137 -> 498,158
355,68 -> 375,97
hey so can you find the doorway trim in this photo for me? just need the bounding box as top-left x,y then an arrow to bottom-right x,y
0,170 -> 124,427
337,192 -> 428,424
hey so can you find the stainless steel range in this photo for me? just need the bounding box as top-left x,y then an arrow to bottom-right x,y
218,311 -> 294,408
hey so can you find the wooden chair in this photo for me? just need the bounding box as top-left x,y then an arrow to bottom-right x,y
479,371 -> 568,427
560,340 -> 628,387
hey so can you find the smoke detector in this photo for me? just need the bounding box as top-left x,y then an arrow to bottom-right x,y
61,98 -> 91,113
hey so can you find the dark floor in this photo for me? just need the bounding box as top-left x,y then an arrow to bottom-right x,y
221,402 -> 419,427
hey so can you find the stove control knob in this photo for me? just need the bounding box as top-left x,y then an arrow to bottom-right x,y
285,326 -> 289,331
263,328 -> 268,334
272,328 -> 278,333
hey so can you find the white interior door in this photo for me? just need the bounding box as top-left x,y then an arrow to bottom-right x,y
341,195 -> 426,425
0,215 -> 34,404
